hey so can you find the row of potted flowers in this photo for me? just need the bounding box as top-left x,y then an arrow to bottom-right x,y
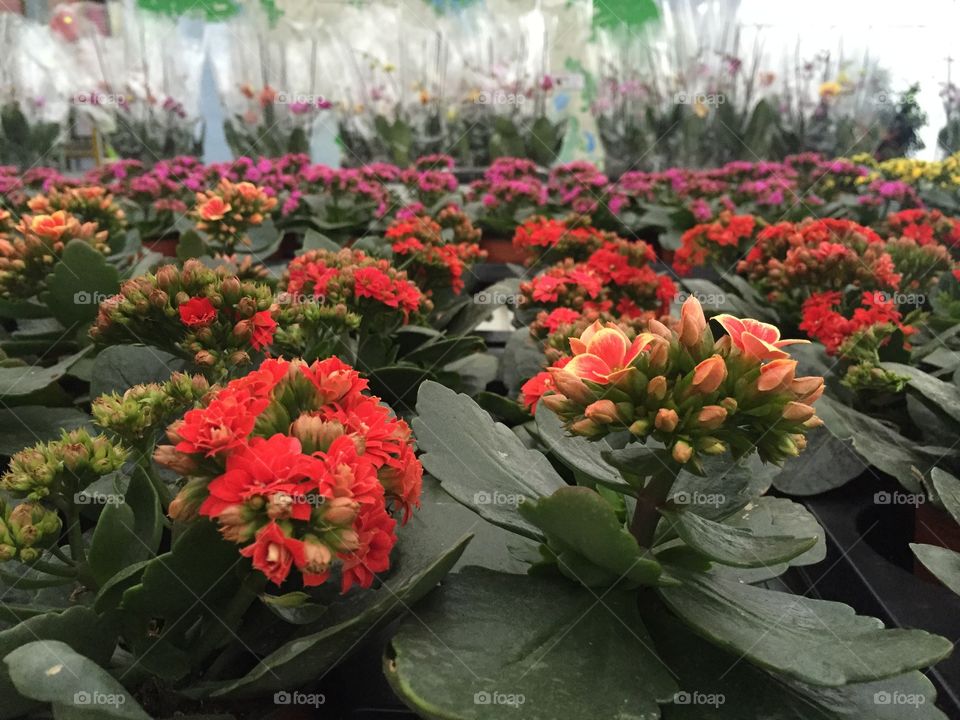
0,151 -> 959,717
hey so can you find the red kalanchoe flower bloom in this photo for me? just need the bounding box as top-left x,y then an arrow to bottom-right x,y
179,297 -> 216,327
560,321 -> 654,384
249,309 -> 277,350
240,522 -> 305,586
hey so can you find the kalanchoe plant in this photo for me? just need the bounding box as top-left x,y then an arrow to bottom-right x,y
390,297 -> 954,719
0,211 -> 109,300
190,178 -> 279,253
90,260 -> 278,378
27,186 -> 128,247
155,357 -> 423,591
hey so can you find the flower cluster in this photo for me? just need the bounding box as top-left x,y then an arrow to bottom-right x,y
799,291 -> 913,392
1,428 -> 128,502
546,162 -> 610,215
283,248 -> 430,330
512,215 -> 608,265
386,212 -> 485,296
521,311 -> 662,413
883,237 -> 954,294
880,209 -> 960,253
538,298 -> 823,468
674,212 -> 758,275
0,498 -> 61,564
736,218 -> 899,311
191,178 -> 278,251
467,158 -> 547,228
90,260 -> 278,376
400,165 -> 458,207
92,372 -> 214,447
155,357 -> 423,591
521,238 -> 676,320
27,185 -> 127,240
0,211 -> 109,299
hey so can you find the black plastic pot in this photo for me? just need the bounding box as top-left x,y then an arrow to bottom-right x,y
783,474 -> 960,717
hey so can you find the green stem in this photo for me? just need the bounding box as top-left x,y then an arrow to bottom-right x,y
140,456 -> 173,508
629,467 -> 679,549
30,560 -> 77,578
66,503 -> 86,565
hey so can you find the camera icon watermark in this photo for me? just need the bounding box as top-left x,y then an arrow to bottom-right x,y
473,291 -> 520,306
73,691 -> 126,708
874,690 -> 925,707
673,490 -> 727,508
476,91 -> 526,106
676,291 -> 726,307
74,491 -> 126,507
674,91 -> 726,106
474,491 -> 526,507
274,690 -> 326,707
473,690 -> 526,708
673,691 -> 725,707
73,92 -> 126,107
73,291 -> 115,305
872,290 -> 926,306
873,490 -> 925,507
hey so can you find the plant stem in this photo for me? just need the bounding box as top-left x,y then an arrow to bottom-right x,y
629,467 -> 679,549
140,456 -> 173,508
30,560 -> 77,578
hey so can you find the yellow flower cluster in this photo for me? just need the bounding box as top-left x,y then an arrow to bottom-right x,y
845,152 -> 960,188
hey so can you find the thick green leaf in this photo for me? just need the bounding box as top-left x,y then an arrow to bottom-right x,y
772,426 -> 865,496
535,401 -> 628,490
474,391 -> 530,425
0,608 -> 115,720
520,486 -> 661,587
89,345 -> 184,398
403,335 -> 485,366
0,347 -> 91,401
118,520 -> 242,680
911,544 -> 960,597
176,230 -> 207,261
4,640 -> 148,719
660,508 -> 816,568
499,328 -> 546,396
386,567 -> 678,720
658,570 -> 952,686
931,468 -> 960,524
300,229 -> 340,253
87,469 -> 163,587
0,407 -> 90,456
816,395 -> 955,488
208,533 -> 472,698
645,601 -> 948,720
413,382 -> 566,540
41,240 -> 120,328
882,363 -> 960,424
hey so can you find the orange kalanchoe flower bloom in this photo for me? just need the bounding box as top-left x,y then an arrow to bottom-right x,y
713,314 -> 808,361
561,320 -> 654,384
198,196 -> 231,222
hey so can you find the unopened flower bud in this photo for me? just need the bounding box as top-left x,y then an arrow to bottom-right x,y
720,397 -> 738,414
782,402 -> 816,422
541,393 -> 575,414
290,414 -> 344,453
655,408 -> 679,433
550,368 -> 597,405
584,399 -> 621,425
647,319 -> 673,339
301,537 -> 334,574
195,350 -> 217,367
758,359 -> 797,392
697,405 -> 727,430
647,376 -> 668,402
153,444 -> 199,475
672,440 -> 694,464
679,297 -> 708,347
698,437 -> 727,455
691,355 -> 727,394
629,418 -> 651,437
218,504 -> 257,542
323,496 -> 360,526
569,417 -> 605,437
266,492 -> 295,520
